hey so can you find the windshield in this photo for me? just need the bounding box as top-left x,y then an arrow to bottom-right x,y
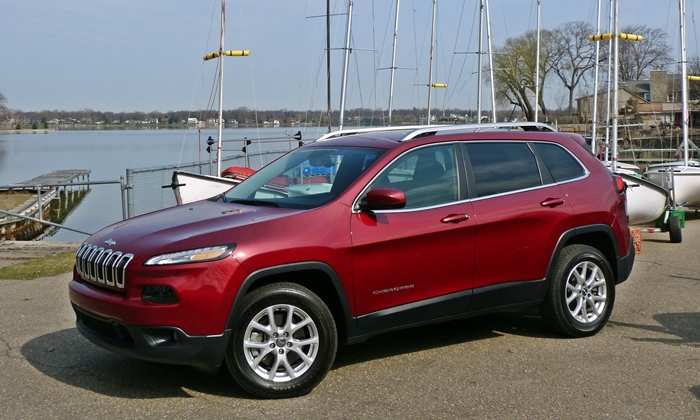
221,146 -> 386,209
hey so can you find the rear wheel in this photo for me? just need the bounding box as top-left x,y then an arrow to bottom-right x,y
542,245 -> 615,338
226,283 -> 337,398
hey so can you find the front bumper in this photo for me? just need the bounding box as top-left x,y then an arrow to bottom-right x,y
72,303 -> 229,373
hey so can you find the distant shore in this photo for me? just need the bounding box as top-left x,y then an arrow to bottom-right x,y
0,123 -> 300,132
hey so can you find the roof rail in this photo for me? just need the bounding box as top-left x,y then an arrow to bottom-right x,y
316,125 -> 448,141
315,122 -> 556,143
400,122 -> 557,141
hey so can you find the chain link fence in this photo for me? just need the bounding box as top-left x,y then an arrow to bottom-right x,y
127,150 -> 289,216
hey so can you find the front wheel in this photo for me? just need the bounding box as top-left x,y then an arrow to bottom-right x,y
226,282 -> 338,398
541,245 -> 615,338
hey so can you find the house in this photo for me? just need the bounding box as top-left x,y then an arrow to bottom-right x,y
576,70 -> 700,127
576,82 -> 649,123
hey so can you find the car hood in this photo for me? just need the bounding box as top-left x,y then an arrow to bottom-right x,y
84,200 -> 304,257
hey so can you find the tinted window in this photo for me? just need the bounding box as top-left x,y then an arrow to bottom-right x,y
533,143 -> 585,182
465,143 -> 542,197
368,144 -> 458,209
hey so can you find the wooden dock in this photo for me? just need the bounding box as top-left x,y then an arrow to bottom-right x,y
2,169 -> 91,191
0,170 -> 92,240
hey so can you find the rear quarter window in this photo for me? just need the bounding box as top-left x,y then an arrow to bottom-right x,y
465,142 -> 542,197
532,143 -> 585,182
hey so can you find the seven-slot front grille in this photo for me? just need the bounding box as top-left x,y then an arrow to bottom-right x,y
76,243 -> 133,289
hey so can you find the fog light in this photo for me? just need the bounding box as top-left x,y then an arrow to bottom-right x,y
142,286 -> 179,304
143,329 -> 180,346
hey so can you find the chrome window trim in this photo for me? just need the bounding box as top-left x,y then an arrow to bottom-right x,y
528,140 -> 590,183
351,139 -> 592,213
462,140 -> 591,199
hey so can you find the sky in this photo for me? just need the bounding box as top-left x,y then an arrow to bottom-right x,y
1,0 -> 699,115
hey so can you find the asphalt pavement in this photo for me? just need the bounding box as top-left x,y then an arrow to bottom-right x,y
1,215 -> 699,419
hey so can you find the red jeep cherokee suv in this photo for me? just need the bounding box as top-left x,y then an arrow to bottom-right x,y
69,123 -> 634,398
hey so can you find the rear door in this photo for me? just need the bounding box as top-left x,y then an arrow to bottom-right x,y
463,141 -> 576,299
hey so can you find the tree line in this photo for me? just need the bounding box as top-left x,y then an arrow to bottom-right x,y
2,103 -> 581,130
1,106 -> 445,128
0,91 -> 7,120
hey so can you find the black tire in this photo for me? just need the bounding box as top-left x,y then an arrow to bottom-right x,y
668,215 -> 682,243
226,282 -> 338,399
541,245 -> 615,338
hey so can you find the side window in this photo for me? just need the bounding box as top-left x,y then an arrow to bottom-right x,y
532,143 -> 585,182
369,144 -> 458,209
465,142 -> 542,197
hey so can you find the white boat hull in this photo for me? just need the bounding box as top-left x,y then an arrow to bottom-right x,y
618,173 -> 669,225
172,170 -> 240,205
603,161 -> 640,176
644,165 -> 700,207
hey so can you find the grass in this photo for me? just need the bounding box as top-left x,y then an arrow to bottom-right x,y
0,191 -> 34,211
0,252 -> 75,280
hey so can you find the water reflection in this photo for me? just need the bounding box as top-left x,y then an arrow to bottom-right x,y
0,189 -> 90,241
0,141 -> 6,170
0,127 -> 322,241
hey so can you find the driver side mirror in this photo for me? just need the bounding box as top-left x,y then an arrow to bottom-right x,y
358,187 -> 406,211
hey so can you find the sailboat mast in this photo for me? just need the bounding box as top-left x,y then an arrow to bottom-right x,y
590,0 -> 602,153
680,0 -> 689,166
477,0 -> 484,123
388,0 -> 401,126
604,0 -> 613,162
485,0 -> 496,122
339,0 -> 354,131
534,0 -> 541,123
327,0 -> 332,133
216,0 -> 226,177
611,0 -> 619,172
427,0 -> 437,125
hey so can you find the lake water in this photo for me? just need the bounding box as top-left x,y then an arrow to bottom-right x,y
0,126 -> 331,242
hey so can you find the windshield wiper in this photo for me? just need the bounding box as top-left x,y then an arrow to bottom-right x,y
228,199 -> 280,208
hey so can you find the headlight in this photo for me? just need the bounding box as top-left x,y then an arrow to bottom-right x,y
144,244 -> 234,266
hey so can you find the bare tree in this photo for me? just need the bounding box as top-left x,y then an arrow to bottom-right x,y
548,21 -> 597,116
0,90 -> 7,119
615,25 -> 672,81
553,90 -> 570,114
492,30 -> 553,121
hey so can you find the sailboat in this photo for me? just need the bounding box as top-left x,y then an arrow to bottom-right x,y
587,0 -> 673,238
589,1 -> 669,230
643,0 -> 700,208
173,0 -> 355,204
618,173 -> 670,224
170,0 -> 253,205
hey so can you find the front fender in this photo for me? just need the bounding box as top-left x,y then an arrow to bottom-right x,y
224,261 -> 358,340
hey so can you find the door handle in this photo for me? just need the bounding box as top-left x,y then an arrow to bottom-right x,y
540,198 -> 564,207
441,214 -> 470,224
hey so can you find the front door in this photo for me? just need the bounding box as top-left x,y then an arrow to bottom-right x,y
350,144 -> 475,332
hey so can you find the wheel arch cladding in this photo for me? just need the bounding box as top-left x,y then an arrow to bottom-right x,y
547,225 -> 621,285
225,262 -> 357,343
